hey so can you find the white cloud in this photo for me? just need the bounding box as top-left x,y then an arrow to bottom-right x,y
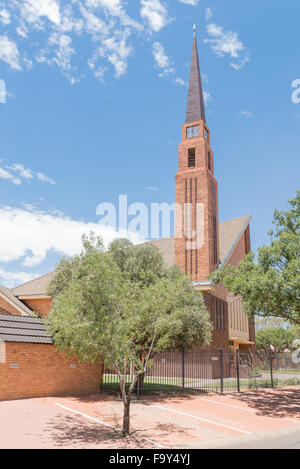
203,90 -> 211,104
0,268 -> 40,289
174,77 -> 185,86
152,42 -> 186,86
21,0 -> 61,26
6,164 -> 33,180
239,110 -> 253,118
205,7 -> 213,21
0,9 -> 10,26
205,23 -> 249,70
0,206 -> 143,268
0,35 -> 22,70
98,29 -> 133,78
0,1 -> 174,83
153,41 -> 172,71
140,0 -> 170,32
79,5 -> 109,35
0,161 -> 55,185
36,172 -> 56,184
179,0 -> 199,5
48,32 -> 75,72
0,168 -> 21,185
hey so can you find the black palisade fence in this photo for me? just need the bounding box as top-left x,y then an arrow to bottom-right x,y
102,348 -> 300,395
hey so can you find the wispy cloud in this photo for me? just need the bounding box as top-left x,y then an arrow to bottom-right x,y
152,41 -> 184,85
0,35 -> 22,70
205,23 -> 249,71
36,172 -> 56,185
0,161 -> 56,185
147,186 -> 159,191
153,41 -> 174,75
6,164 -> 33,180
0,167 -> 21,185
0,8 -> 10,25
178,0 -> 199,5
239,110 -> 253,118
0,1 -> 174,84
205,7 -> 213,22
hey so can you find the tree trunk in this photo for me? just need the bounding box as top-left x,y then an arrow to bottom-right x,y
123,398 -> 131,435
119,374 -> 138,436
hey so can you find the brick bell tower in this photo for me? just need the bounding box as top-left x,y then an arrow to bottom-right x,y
175,26 -> 220,284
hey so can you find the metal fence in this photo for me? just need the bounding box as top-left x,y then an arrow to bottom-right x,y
102,348 -> 300,395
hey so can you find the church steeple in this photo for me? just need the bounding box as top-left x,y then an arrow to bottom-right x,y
185,26 -> 206,124
175,26 -> 219,283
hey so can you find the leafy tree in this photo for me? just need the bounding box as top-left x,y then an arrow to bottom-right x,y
256,327 -> 296,352
211,192 -> 300,326
47,235 -> 212,435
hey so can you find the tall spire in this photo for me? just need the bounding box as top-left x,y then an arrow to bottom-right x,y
185,26 -> 206,124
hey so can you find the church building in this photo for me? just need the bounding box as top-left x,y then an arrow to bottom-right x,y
0,30 -> 255,400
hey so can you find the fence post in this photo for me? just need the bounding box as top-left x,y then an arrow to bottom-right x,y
269,348 -> 274,388
219,348 -> 224,394
236,348 -> 240,392
182,346 -> 185,392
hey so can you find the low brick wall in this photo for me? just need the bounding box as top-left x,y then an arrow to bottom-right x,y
0,342 -> 103,401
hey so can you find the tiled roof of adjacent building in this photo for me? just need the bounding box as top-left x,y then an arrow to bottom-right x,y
0,313 -> 53,344
0,285 -> 34,316
10,216 -> 251,297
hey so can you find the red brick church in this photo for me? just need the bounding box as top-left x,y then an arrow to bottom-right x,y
0,30 -> 254,400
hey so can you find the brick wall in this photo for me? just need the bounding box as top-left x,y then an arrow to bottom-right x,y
202,293 -> 229,351
175,120 -> 219,282
0,342 -> 103,401
225,226 -> 255,347
22,298 -> 52,317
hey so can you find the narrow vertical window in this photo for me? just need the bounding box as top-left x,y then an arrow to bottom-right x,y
188,148 -> 195,167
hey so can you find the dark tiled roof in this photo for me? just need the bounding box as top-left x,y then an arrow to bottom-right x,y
0,313 -> 53,344
186,34 -> 206,124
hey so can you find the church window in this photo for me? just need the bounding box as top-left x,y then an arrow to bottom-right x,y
208,151 -> 211,170
188,148 -> 195,167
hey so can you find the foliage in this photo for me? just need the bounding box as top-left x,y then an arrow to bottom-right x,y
255,327 -> 296,352
211,192 -> 300,325
47,234 -> 212,434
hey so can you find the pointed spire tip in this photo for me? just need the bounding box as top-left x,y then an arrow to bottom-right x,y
193,24 -> 196,36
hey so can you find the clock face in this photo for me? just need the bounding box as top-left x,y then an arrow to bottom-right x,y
186,125 -> 199,139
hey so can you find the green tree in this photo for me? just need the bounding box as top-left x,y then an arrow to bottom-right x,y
211,192 -> 300,326
256,327 -> 296,352
47,235 -> 212,435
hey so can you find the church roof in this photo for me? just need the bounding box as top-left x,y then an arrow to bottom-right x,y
10,216 -> 251,298
185,30 -> 206,124
11,272 -> 55,297
146,215 -> 252,268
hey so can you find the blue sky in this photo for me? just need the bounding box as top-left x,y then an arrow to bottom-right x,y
0,0 -> 299,288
